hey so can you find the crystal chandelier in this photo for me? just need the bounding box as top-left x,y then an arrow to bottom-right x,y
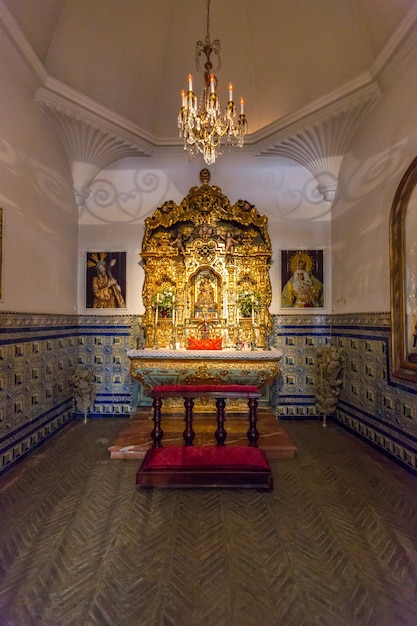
178,0 -> 248,165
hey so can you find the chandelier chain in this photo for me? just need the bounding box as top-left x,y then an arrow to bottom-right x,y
178,0 -> 247,165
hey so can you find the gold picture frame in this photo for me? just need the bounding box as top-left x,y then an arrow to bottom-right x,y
390,156 -> 417,380
0,208 -> 3,302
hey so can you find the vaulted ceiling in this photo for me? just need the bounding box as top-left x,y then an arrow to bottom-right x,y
2,0 -> 417,202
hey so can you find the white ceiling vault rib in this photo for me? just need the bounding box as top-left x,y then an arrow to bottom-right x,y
0,0 -> 46,91
371,0 -> 417,86
0,0 -> 47,92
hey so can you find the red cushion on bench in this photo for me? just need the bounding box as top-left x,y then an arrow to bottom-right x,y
152,384 -> 260,394
139,445 -> 271,472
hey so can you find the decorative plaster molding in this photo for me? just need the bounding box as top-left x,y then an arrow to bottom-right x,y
248,2 -> 417,202
73,186 -> 91,208
1,0 -> 416,207
254,94 -> 378,202
248,74 -> 379,148
37,77 -> 156,149
36,80 -> 153,206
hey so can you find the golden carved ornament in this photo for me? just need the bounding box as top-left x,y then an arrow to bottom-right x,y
141,171 -> 273,350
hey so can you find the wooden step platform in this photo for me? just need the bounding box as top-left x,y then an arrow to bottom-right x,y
108,410 -> 297,460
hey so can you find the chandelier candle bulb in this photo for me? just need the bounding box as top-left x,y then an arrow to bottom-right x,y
181,90 -> 186,107
240,97 -> 244,114
177,0 -> 248,164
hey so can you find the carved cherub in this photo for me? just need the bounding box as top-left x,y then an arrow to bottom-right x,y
171,231 -> 187,254
196,224 -> 215,240
159,200 -> 175,214
237,199 -> 254,212
222,231 -> 239,253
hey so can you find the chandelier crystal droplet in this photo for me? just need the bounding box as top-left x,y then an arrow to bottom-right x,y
177,0 -> 248,165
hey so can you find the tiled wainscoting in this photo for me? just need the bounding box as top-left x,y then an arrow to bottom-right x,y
332,313 -> 417,476
275,312 -> 417,475
0,313 -> 133,475
274,313 -> 331,418
1,311 -> 416,476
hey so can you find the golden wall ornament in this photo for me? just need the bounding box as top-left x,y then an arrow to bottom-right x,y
141,169 -> 272,349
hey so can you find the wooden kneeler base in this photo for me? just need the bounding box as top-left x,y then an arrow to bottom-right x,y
136,445 -> 273,490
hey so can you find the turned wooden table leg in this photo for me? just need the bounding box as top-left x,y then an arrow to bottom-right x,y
151,397 -> 164,448
215,398 -> 227,446
183,397 -> 195,446
247,397 -> 259,447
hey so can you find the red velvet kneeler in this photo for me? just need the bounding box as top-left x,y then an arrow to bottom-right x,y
136,445 -> 273,490
150,384 -> 261,396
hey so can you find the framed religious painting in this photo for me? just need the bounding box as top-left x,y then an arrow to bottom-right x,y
281,249 -> 324,309
86,251 -> 127,309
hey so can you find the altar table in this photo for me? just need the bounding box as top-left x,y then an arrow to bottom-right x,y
127,348 -> 282,412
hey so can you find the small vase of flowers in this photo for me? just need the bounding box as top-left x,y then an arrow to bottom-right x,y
238,289 -> 261,317
152,288 -> 175,318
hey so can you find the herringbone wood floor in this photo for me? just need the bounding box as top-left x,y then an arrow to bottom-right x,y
0,419 -> 416,626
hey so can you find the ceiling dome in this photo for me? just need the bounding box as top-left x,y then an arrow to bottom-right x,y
3,0 -> 416,144
2,0 -> 417,203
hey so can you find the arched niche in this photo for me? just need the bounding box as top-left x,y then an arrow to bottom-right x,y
190,266 -> 222,319
390,156 -> 417,380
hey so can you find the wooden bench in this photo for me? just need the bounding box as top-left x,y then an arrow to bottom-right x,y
136,384 -> 273,490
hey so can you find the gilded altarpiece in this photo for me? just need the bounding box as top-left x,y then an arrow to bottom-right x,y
141,169 -> 272,350
127,170 -> 279,413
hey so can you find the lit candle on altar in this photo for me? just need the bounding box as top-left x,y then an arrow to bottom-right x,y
172,295 -> 175,324
224,291 -> 228,322
188,74 -> 193,92
155,293 -> 159,327
236,306 -> 239,325
251,295 -> 255,324
181,89 -> 186,107
228,83 -> 233,101
240,97 -> 245,114
210,74 -> 215,94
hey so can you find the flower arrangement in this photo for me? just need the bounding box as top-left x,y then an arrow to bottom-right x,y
238,289 -> 262,317
314,345 -> 343,427
70,366 -> 96,423
152,288 -> 175,310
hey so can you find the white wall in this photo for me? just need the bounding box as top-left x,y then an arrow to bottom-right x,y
0,36 -> 79,314
332,55 -> 417,313
79,152 -> 331,315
